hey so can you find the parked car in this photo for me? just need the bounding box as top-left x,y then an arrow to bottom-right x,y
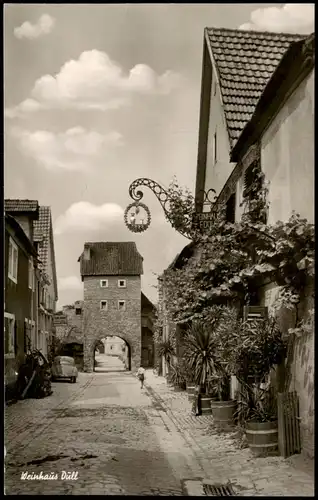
51,356 -> 78,383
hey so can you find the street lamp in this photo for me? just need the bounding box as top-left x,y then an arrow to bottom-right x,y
124,177 -> 217,238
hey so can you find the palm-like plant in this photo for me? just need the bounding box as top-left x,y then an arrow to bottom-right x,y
183,320 -> 224,393
156,339 -> 175,367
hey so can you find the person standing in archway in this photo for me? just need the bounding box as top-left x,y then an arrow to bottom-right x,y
136,365 -> 145,389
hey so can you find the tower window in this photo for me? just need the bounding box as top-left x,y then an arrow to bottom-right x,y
100,300 -> 108,311
118,300 -> 126,311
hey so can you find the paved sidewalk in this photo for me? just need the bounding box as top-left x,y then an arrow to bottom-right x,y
144,370 -> 315,497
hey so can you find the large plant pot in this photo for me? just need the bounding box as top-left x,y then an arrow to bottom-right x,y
245,420 -> 278,457
200,395 -> 213,415
210,400 -> 237,429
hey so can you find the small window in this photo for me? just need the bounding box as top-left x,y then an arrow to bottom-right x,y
100,279 -> 108,288
8,237 -> 18,283
100,300 -> 108,310
213,130 -> 217,164
75,308 -> 81,316
118,280 -> 126,288
118,300 -> 126,311
4,313 -> 15,358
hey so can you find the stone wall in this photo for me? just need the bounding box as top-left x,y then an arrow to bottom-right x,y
83,275 -> 141,372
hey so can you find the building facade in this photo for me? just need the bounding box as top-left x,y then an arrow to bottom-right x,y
229,33 -> 315,459
4,211 -> 39,397
78,242 -> 144,372
5,200 -> 59,361
34,206 -> 58,359
159,28 -> 314,458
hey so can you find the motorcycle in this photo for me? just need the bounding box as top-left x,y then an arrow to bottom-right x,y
17,349 -> 53,399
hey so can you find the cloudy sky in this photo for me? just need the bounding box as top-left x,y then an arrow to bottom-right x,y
4,3 -> 314,309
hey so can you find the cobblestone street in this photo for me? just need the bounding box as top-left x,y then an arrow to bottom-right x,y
5,367 -> 314,496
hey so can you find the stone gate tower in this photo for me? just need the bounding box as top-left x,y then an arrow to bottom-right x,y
78,241 -> 143,372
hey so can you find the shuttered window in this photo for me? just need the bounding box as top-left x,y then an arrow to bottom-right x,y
243,306 -> 268,321
243,160 -> 261,200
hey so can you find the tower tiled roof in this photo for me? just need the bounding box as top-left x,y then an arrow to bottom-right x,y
79,242 -> 144,277
206,27 -> 306,146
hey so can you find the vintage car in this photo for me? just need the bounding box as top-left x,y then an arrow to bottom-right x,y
51,356 -> 78,383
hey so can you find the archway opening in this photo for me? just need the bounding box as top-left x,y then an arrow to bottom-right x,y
93,336 -> 131,373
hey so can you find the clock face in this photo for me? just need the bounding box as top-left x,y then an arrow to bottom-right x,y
124,202 -> 151,233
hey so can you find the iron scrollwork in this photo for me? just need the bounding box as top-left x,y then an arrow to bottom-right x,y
125,178 -> 218,238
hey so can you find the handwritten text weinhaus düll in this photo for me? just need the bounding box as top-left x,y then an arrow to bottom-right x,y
21,471 -> 79,481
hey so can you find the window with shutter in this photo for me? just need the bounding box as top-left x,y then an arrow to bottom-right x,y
243,306 -> 268,321
243,160 -> 261,200
4,313 -> 15,358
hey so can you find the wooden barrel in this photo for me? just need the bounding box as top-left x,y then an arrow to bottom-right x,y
211,400 -> 237,428
200,395 -> 212,415
246,421 -> 278,457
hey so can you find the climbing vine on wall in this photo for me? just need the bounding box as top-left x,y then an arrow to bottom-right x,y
158,177 -> 315,330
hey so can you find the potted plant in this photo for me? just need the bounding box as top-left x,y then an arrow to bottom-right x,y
167,362 -> 187,391
235,379 -> 278,456
230,315 -> 286,456
183,317 -> 229,416
156,339 -> 175,380
207,363 -> 237,428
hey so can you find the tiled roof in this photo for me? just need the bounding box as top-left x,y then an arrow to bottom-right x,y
206,28 -> 306,146
5,199 -> 39,214
33,207 -> 52,271
79,242 -> 144,276
231,32 -> 315,161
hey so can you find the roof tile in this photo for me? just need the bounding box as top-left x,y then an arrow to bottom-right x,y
5,199 -> 39,213
33,206 -> 52,271
206,27 -> 306,146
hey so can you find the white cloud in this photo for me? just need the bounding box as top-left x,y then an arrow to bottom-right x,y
58,276 -> 83,291
14,14 -> 55,40
54,202 -> 124,235
240,4 -> 314,33
11,126 -> 123,171
5,50 -> 182,118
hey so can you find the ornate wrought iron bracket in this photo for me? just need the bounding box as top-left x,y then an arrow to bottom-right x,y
125,178 -> 217,239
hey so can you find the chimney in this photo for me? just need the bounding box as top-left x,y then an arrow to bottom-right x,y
83,246 -> 91,260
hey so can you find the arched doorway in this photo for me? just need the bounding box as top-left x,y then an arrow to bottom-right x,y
93,336 -> 131,372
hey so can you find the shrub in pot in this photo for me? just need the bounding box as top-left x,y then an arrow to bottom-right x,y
167,362 -> 187,391
156,339 -> 175,379
229,315 -> 285,456
183,313 -> 231,415
207,367 -> 237,428
235,379 -> 279,456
